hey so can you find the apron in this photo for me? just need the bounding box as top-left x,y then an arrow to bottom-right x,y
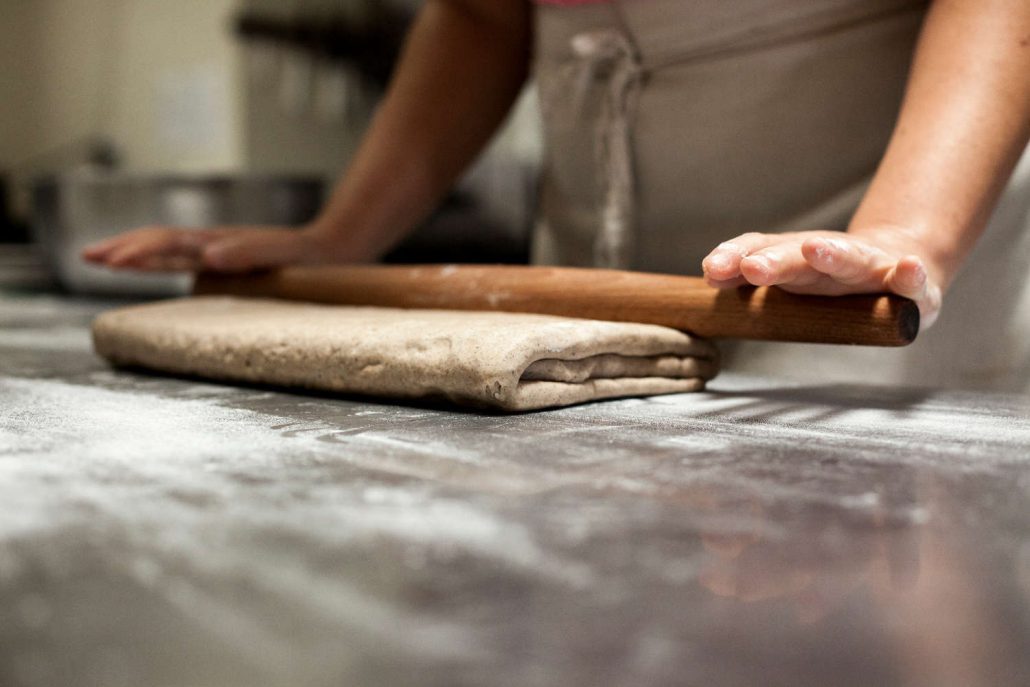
532,0 -> 1030,392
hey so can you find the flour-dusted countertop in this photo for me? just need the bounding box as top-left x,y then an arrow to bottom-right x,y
2,283 -> 1030,687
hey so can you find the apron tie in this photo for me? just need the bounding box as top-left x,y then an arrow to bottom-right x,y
568,29 -> 645,269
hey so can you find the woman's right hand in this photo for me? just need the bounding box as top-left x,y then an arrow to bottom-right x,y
81,223 -> 365,273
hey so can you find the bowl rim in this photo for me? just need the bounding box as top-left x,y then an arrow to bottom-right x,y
31,170 -> 326,188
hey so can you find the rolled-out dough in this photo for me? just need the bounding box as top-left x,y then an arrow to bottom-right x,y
92,297 -> 718,411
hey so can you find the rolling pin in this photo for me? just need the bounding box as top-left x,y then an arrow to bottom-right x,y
194,264 -> 919,346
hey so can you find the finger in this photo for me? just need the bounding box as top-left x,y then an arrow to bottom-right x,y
883,255 -> 928,301
703,274 -> 749,289
133,254 -> 205,272
801,236 -> 892,288
82,236 -> 131,261
82,229 -> 162,262
884,256 -> 942,330
702,232 -> 783,281
105,234 -> 184,268
202,231 -> 307,273
105,230 -> 209,269
739,242 -> 823,287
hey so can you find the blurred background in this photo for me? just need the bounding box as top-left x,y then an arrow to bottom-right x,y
0,0 -> 542,295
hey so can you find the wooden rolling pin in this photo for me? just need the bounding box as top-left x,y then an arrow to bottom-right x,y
194,264 -> 919,346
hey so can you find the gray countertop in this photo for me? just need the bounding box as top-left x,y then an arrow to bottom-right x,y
2,269 -> 1030,687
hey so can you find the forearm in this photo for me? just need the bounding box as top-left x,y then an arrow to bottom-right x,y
310,0 -> 531,260
848,0 -> 1030,289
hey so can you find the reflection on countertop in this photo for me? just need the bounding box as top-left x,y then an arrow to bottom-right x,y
1,287 -> 1029,687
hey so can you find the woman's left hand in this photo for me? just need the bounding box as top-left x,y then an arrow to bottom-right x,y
701,229 -> 943,330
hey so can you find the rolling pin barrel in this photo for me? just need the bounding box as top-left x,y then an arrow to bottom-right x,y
195,265 -> 919,347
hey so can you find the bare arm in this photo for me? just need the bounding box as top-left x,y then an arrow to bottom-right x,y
848,0 -> 1030,286
85,0 -> 531,272
303,0 -> 532,262
703,0 -> 1030,329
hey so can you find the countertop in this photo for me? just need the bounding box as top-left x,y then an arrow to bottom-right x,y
2,257 -> 1030,687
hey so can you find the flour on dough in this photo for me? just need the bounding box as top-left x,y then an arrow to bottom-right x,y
92,297 -> 719,411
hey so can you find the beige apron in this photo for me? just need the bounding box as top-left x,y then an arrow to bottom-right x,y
532,0 -> 1030,391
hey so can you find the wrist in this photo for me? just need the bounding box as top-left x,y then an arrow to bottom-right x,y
301,218 -> 381,263
847,222 -> 956,291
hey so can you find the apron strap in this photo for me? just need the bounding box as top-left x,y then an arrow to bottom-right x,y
567,16 -> 646,269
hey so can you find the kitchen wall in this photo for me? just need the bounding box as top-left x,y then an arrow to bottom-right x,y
0,0 -> 121,172
0,0 -> 245,176
237,0 -> 371,179
0,0 -> 542,248
0,0 -> 401,196
109,0 -> 245,172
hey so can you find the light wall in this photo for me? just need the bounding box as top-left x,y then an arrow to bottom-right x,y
0,0 -> 540,194
238,0 -> 367,179
0,0 -> 245,176
0,0 -> 121,170
109,0 -> 245,172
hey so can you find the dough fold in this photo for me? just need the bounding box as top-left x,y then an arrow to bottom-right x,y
92,297 -> 719,411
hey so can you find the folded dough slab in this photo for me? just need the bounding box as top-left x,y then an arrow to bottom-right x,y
92,297 -> 719,411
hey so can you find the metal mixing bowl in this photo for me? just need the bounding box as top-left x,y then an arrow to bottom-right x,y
31,172 -> 323,296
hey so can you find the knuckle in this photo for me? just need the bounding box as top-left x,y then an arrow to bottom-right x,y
837,270 -> 869,285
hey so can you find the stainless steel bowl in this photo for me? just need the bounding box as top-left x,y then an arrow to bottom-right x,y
31,172 -> 323,296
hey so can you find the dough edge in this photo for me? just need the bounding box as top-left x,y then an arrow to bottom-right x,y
92,297 -> 719,410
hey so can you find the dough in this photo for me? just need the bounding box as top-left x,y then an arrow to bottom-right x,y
92,297 -> 719,411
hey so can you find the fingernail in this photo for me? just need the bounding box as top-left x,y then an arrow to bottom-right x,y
706,253 -> 732,271
809,239 -> 839,265
826,238 -> 851,253
203,246 -> 227,269
746,255 -> 773,275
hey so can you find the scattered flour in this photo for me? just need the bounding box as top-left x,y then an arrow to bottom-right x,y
0,326 -> 93,352
0,376 -> 588,585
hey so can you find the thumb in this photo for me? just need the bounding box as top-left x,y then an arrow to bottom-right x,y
883,255 -> 943,331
